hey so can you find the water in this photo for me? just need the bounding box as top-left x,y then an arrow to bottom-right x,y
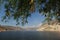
0,31 -> 60,40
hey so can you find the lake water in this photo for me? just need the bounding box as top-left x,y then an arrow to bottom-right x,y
0,31 -> 60,40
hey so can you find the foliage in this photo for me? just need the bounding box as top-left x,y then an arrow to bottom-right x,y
0,0 -> 60,25
38,0 -> 60,23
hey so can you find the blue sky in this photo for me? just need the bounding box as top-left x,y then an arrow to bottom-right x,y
0,3 -> 45,28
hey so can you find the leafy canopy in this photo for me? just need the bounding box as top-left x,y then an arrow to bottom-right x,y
0,0 -> 60,25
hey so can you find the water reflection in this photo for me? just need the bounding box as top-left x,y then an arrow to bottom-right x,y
0,31 -> 60,40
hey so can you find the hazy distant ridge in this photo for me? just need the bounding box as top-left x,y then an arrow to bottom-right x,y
0,25 -> 23,32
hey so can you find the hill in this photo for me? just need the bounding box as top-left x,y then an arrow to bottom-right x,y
37,20 -> 60,31
0,25 -> 23,32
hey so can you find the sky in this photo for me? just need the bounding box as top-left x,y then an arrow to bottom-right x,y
0,3 -> 45,28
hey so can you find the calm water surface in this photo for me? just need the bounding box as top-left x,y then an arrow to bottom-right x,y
0,31 -> 60,40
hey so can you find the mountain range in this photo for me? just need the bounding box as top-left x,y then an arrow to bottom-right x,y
0,20 -> 60,32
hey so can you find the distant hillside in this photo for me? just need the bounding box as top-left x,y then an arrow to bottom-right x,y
0,25 -> 38,32
0,20 -> 60,32
0,25 -> 23,32
37,20 -> 60,31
